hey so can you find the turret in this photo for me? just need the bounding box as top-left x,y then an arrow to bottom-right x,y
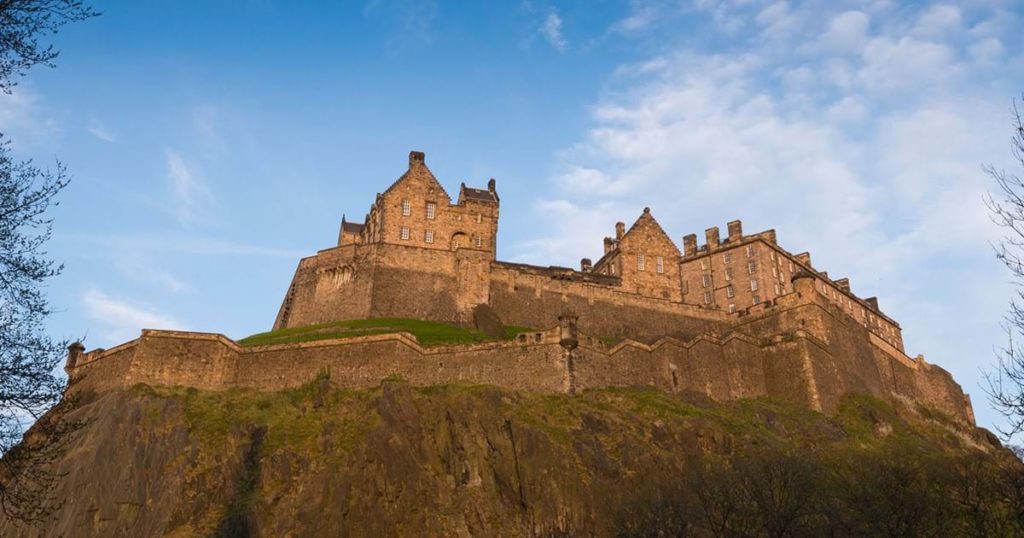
66,341 -> 85,374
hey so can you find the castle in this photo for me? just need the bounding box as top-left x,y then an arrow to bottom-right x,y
275,151 -> 904,352
65,151 -> 973,424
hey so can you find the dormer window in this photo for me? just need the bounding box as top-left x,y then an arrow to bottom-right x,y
426,202 -> 436,220
401,200 -> 411,216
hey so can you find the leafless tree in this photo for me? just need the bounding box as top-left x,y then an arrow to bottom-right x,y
985,97 -> 1024,440
0,0 -> 96,523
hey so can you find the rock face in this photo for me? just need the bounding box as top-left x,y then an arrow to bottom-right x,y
0,380 -> 1011,537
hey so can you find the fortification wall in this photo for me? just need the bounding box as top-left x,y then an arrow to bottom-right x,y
66,312 -> 975,425
488,264 -> 730,340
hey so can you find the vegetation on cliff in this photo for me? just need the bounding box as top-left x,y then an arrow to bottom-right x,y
237,317 -> 532,347
0,376 -> 1020,537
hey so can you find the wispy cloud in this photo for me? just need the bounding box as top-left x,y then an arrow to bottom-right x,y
523,1 -> 1024,431
0,86 -> 57,145
363,0 -> 437,50
540,11 -> 567,51
166,148 -> 213,225
82,288 -> 184,345
88,120 -> 116,142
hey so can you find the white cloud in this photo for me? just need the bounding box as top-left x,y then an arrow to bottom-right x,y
819,10 -> 870,52
88,120 -> 116,142
523,0 -> 1024,433
540,11 -> 567,51
82,288 -> 184,345
166,148 -> 213,224
0,86 -> 57,144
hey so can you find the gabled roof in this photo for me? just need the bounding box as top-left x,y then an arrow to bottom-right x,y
382,151 -> 452,202
621,207 -> 681,256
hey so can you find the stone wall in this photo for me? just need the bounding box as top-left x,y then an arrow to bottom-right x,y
67,307 -> 976,425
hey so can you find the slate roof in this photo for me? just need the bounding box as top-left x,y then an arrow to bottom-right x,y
341,221 -> 365,233
462,186 -> 497,202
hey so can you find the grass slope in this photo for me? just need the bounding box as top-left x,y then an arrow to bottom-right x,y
237,318 -> 532,347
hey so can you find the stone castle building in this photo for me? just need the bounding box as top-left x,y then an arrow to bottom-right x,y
275,151 -> 903,353
64,150 -> 973,426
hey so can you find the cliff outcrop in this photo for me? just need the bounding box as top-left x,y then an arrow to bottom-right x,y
0,379 -> 1016,537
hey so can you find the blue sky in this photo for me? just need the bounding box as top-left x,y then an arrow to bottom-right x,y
3,0 -> 1023,434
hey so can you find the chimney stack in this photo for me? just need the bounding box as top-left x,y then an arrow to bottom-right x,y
487,178 -> 496,192
615,222 -> 626,240
865,297 -> 880,312
683,234 -> 697,257
705,227 -> 720,250
795,252 -> 811,267
604,237 -> 614,254
835,278 -> 850,293
409,150 -> 425,167
727,220 -> 743,242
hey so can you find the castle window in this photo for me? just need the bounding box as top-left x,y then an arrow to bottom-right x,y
750,279 -> 759,292
700,258 -> 709,270
702,274 -> 712,288
725,268 -> 732,282
748,260 -> 756,274
401,200 -> 411,216
475,235 -> 483,248
729,303 -> 736,313
753,295 -> 761,305
656,256 -> 664,273
400,227 -> 410,240
426,202 -> 436,220
724,252 -> 732,264
637,254 -> 645,271
746,245 -> 755,258
726,285 -> 735,298
425,230 -> 434,244
476,213 -> 482,224
703,291 -> 712,305
772,266 -> 778,277
774,284 -> 781,296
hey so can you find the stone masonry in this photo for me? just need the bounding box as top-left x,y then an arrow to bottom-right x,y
64,150 -> 975,426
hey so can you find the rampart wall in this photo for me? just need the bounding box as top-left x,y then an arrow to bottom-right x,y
67,297 -> 975,424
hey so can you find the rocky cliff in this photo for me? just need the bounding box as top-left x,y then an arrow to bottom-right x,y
0,377 -> 1018,537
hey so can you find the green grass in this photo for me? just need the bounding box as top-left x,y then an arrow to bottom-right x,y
237,317 -> 534,347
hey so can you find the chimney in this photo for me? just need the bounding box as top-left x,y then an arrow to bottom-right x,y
835,278 -> 850,293
683,234 -> 697,257
727,220 -> 743,242
604,237 -> 614,254
795,252 -> 811,267
487,178 -> 496,192
705,227 -> 720,250
761,229 -> 777,244
409,150 -> 425,167
865,297 -> 880,312
615,222 -> 626,240
581,258 -> 593,272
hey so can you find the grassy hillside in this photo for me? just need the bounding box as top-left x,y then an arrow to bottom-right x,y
237,318 -> 532,347
2,378 -> 1020,537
